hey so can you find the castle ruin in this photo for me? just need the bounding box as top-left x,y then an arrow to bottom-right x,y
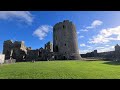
3,20 -> 81,62
81,44 -> 120,61
53,20 -> 81,60
2,20 -> 120,62
3,40 -> 53,62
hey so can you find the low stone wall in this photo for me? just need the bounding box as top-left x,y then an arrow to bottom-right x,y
4,59 -> 16,64
0,54 -> 5,64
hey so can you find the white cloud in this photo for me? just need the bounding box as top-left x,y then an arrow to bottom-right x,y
78,36 -> 84,39
92,20 -> 103,27
80,44 -> 93,49
79,29 -> 88,32
86,20 -> 103,29
79,20 -> 102,33
86,45 -> 93,49
80,45 -> 115,54
105,45 -> 110,46
80,44 -> 86,47
0,11 -> 33,24
77,31 -> 80,34
80,44 -> 93,53
97,46 -> 114,53
80,49 -> 91,54
33,25 -> 53,40
89,26 -> 120,44
96,47 -> 105,49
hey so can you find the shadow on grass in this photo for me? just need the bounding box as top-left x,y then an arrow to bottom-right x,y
103,61 -> 120,65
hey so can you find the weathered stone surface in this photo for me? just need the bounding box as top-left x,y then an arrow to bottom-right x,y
81,44 -> 120,61
0,54 -> 5,64
45,41 -> 53,52
3,40 -> 13,60
4,59 -> 16,64
2,20 -> 82,61
53,20 -> 81,60
3,40 -> 27,62
12,41 -> 27,61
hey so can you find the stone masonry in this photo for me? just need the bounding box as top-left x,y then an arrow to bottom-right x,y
3,20 -> 81,61
53,20 -> 81,60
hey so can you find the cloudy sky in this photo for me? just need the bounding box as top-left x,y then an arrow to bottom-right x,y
0,11 -> 120,54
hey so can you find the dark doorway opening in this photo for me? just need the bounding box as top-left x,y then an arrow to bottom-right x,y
55,56 -> 57,60
63,25 -> 66,29
55,45 -> 59,52
63,56 -> 67,60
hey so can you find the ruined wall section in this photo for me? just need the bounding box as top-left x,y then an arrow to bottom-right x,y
12,41 -> 27,61
26,49 -> 39,61
3,40 -> 13,60
0,54 -> 5,64
3,40 -> 28,61
45,41 -> 53,52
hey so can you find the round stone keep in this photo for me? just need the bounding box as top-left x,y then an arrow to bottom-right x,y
53,20 -> 81,60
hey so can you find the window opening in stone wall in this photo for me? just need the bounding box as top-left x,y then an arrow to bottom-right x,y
63,25 -> 66,29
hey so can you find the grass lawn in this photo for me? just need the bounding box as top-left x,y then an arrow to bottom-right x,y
0,60 -> 120,79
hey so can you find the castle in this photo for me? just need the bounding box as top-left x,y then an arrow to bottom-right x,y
3,20 -> 81,62
2,20 -> 120,62
53,20 -> 81,60
81,44 -> 120,61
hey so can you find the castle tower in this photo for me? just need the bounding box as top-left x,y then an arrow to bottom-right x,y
115,44 -> 120,51
115,44 -> 120,60
3,40 -> 13,59
53,20 -> 81,60
45,41 -> 53,52
12,41 -> 27,61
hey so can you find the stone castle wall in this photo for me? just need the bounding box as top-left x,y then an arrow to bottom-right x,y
0,54 -> 5,64
53,20 -> 81,60
3,40 -> 53,61
81,44 -> 120,61
3,40 -> 27,61
3,20 -> 81,61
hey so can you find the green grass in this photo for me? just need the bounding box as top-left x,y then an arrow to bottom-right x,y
1,60 -> 120,79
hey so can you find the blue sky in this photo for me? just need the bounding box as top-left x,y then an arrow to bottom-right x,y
0,11 -> 120,54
